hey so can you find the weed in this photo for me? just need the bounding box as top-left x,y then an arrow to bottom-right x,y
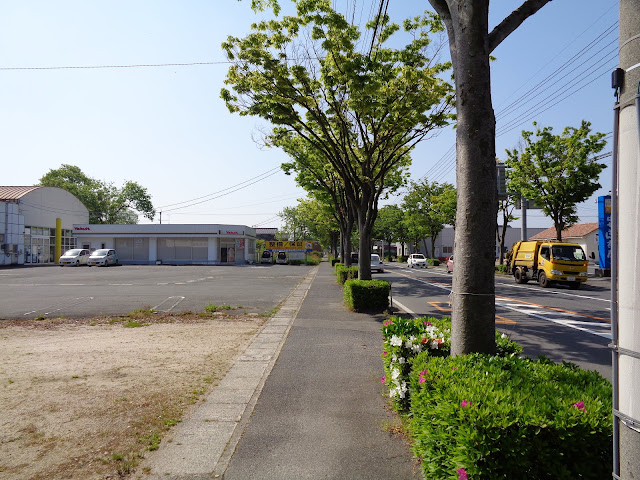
35,314 -> 46,321
138,432 -> 162,451
128,307 -> 156,318
123,320 -> 146,328
259,307 -> 279,317
204,303 -> 233,313
163,418 -> 181,428
108,318 -> 125,324
7,379 -> 14,385
112,452 -> 138,475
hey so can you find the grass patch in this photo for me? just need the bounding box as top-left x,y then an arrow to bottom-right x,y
204,303 -> 233,313
128,307 -> 156,318
123,320 -> 146,328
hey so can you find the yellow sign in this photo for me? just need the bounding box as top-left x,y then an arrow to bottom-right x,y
266,240 -> 310,251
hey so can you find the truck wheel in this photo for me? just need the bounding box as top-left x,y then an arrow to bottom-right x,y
514,268 -> 527,284
569,281 -> 581,290
538,272 -> 550,288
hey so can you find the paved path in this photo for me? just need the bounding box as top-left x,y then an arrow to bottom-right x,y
141,263 -> 420,479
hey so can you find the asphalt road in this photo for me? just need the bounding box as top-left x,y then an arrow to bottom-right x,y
0,264 -> 311,320
380,262 -> 613,380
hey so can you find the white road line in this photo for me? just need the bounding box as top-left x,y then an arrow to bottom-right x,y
23,297 -> 94,317
153,296 -> 185,312
392,299 -> 418,318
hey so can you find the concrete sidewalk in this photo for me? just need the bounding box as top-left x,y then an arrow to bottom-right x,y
140,262 -> 420,480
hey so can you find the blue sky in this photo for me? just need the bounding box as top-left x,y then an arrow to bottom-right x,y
1,0 -> 618,229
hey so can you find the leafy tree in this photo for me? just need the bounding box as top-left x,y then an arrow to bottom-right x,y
496,194 -> 518,265
427,0 -> 552,355
39,164 -> 155,224
372,205 -> 404,259
221,0 -> 454,279
278,205 -> 310,241
402,180 -> 456,258
505,121 -> 606,241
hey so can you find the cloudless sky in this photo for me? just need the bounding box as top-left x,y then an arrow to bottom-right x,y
1,0 -> 619,229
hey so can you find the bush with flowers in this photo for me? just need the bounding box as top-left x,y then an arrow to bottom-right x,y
408,354 -> 612,479
381,316 -> 522,411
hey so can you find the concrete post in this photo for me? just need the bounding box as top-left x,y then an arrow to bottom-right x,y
616,0 -> 640,476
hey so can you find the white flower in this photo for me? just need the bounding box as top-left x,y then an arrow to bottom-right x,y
405,339 -> 413,349
431,340 -> 440,349
389,387 -> 399,397
391,354 -> 398,362
411,344 -> 422,353
398,357 -> 406,364
501,333 -> 508,339
390,335 -> 403,347
391,368 -> 401,380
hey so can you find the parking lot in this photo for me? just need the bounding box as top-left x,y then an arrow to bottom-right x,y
0,264 -> 311,320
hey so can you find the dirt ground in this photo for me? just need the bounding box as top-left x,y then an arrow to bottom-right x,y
0,313 -> 266,479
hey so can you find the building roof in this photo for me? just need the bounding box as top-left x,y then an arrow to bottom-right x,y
530,222 -> 598,240
0,186 -> 41,201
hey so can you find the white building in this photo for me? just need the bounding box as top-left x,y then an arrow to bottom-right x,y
398,225 -> 547,259
1,186 -> 89,265
71,224 -> 257,265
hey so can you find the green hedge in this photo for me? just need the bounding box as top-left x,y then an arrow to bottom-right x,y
399,255 -> 408,263
495,263 -> 508,273
427,258 -> 440,266
343,279 -> 390,312
409,354 -> 612,480
335,265 -> 358,285
331,258 -> 341,267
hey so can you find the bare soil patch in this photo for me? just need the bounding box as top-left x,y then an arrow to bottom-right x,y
0,313 -> 266,479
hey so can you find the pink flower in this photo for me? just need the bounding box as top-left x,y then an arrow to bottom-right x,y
420,370 -> 428,376
419,376 -> 426,384
381,376 -> 386,384
383,320 -> 393,326
423,321 -> 432,326
461,400 -> 472,408
451,367 -> 458,371
383,351 -> 387,357
573,401 -> 586,412
457,468 -> 468,480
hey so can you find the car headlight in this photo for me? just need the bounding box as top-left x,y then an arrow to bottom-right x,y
550,269 -> 563,275
579,272 -> 588,277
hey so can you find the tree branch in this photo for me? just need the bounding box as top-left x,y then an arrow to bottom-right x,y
488,0 -> 552,53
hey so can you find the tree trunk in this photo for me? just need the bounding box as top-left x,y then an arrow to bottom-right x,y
431,236 -> 437,260
422,238 -> 430,258
447,2 -> 497,355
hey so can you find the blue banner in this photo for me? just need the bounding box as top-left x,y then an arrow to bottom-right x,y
598,196 -> 611,269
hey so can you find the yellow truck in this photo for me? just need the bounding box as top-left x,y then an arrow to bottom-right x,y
507,241 -> 589,289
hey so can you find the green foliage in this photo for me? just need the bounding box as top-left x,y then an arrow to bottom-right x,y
336,265 -> 358,285
427,258 -> 440,266
204,303 -> 233,313
505,121 -> 607,241
409,354 -> 612,479
373,205 -> 406,252
343,279 -> 390,312
381,316 -> 522,411
40,164 -> 156,224
398,255 -> 408,263
495,263 -> 509,274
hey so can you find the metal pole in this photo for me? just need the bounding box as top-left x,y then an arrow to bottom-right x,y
611,100 -> 620,479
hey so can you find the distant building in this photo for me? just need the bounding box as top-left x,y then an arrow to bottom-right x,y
0,186 -> 89,265
256,227 -> 278,241
530,223 -> 599,264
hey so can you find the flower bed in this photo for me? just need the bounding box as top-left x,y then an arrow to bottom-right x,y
380,316 -> 612,479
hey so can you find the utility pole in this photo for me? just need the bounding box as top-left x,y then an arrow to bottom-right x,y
613,0 -> 640,476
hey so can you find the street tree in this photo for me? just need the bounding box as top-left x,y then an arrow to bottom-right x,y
221,0 -> 454,279
278,134 -> 356,265
426,0 -> 552,355
505,121 -> 607,242
39,164 -> 155,224
496,194 -> 518,265
372,204 -> 404,260
402,180 -> 456,258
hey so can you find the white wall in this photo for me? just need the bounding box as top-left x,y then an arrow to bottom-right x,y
20,187 -> 88,229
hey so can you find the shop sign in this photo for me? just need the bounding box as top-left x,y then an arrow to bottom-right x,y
266,240 -> 313,252
74,226 -> 91,231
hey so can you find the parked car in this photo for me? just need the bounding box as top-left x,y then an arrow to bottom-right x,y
59,248 -> 91,266
350,252 -> 359,264
260,251 -> 272,264
276,251 -> 288,264
370,254 -> 384,273
407,253 -> 427,268
87,249 -> 119,266
446,255 -> 454,273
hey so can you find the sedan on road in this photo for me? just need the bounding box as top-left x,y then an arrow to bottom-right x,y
370,254 -> 384,273
87,249 -> 119,266
59,249 -> 91,266
407,254 -> 427,268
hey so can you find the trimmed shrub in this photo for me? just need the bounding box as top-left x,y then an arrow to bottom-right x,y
495,263 -> 509,274
336,265 -> 358,285
399,255 -> 408,263
343,279 -> 390,312
427,258 -> 440,266
409,354 -> 612,480
331,258 -> 341,267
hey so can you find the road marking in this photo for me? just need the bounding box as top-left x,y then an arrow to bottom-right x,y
392,299 -> 417,317
24,297 -> 94,317
496,295 -> 609,322
153,296 -> 185,312
109,283 -> 133,286
59,283 -> 85,286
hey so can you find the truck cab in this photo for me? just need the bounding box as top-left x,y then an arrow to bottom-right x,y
508,241 -> 588,289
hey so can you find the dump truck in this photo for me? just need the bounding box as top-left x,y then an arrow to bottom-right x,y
506,241 -> 588,289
